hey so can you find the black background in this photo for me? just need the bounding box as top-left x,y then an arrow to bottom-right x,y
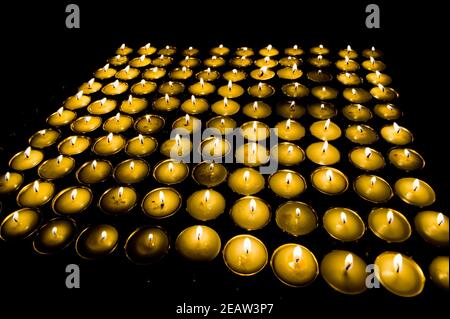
0,0 -> 448,316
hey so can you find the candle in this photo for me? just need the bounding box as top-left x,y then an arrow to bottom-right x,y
259,44 -> 279,56
153,159 -> 189,184
143,67 -> 166,80
336,72 -> 362,86
242,101 -> 272,119
284,45 -> 303,56
429,256 -> 449,290
345,124 -> 379,145
321,251 -> 368,294
158,81 -> 185,96
188,78 -> 216,96
349,147 -> 385,171
183,46 -> 199,56
58,135 -> 91,156
275,201 -> 318,236
414,211 -> 449,246
335,57 -> 359,72
250,67 -> 276,81
63,91 -> 91,110
374,103 -> 402,120
254,56 -> 278,68
206,116 -> 237,134
277,64 -> 303,80
353,175 -> 393,203
311,167 -> 348,195
311,86 -> 338,100
310,44 -> 329,55
281,82 -> 309,98
323,208 -> 365,242
309,119 -> 341,141
47,107 -> 76,127
394,178 -> 436,207
114,159 -> 150,184
160,134 -> 192,159
201,137 -> 231,158
0,208 -> 40,240
76,159 -> 112,184
172,114 -> 201,134
39,156 -> 75,181
129,55 -> 151,68
362,57 -> 386,71
9,147 -> 44,171
134,114 -> 165,134
279,56 -> 302,67
370,84 -> 399,101
192,161 -> 228,187
92,133 -> 126,156
52,186 -> 93,215
153,94 -> 180,111
70,115 -> 102,133
211,97 -> 240,116
368,208 -> 412,243
248,82 -> 275,98
103,112 -> 133,133
152,55 -> 173,67
138,43 -> 157,55
342,88 -> 372,103
0,172 -> 23,194
116,43 -> 132,55
381,122 -> 413,145
131,80 -> 158,95
16,180 -> 55,207
175,225 -> 221,262
218,81 -> 245,98
306,70 -> 333,83
87,98 -> 117,115
228,167 -> 265,195
240,121 -> 270,141
181,95 -> 209,114
342,103 -> 373,122
180,56 -> 201,68
204,56 -> 226,68
374,252 -> 425,297
101,80 -> 128,95
274,119 -> 306,141
223,69 -> 247,82
236,46 -> 254,56
366,71 -> 392,86
29,129 -> 60,149
75,224 -> 119,259
99,186 -> 137,215
308,55 -> 330,68
306,140 -> 340,165
120,95 -> 148,114
223,235 -> 268,276
388,148 -> 424,171
196,68 -> 220,82
32,218 -> 77,254
307,102 -> 337,119
125,226 -> 170,264
268,170 -> 307,199
235,142 -> 270,167
109,54 -> 128,66
94,63 -> 116,80
158,45 -> 176,55
115,65 -> 140,81
271,244 -> 319,287
230,196 -> 271,230
142,187 -> 182,218
362,46 -> 383,58
270,142 -> 305,166
186,189 -> 226,221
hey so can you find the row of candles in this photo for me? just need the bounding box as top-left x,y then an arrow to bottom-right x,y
0,44 -> 447,296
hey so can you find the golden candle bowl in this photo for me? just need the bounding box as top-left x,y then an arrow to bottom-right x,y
52,186 -> 93,215
103,113 -> 133,133
211,98 -> 240,116
337,72 -> 362,86
381,123 -> 413,145
345,124 -> 378,145
176,225 -> 221,262
87,98 -> 117,115
307,102 -> 337,119
353,175 -> 393,203
276,100 -> 306,119
248,83 -> 275,98
134,114 -> 165,134
181,96 -> 209,114
242,101 -> 272,119
414,211 -> 448,246
323,207 -> 365,242
192,161 -> 228,187
0,172 -> 23,194
153,159 -> 189,185
309,119 -> 341,141
16,180 -> 55,208
196,68 -> 220,82
47,108 -> 76,127
270,142 -> 305,166
142,187 -> 182,219
92,134 -> 126,156
394,177 -> 435,207
374,103 -> 402,120
120,96 -> 148,114
64,92 -> 91,110
70,115 -> 102,133
160,136 -> 192,159
32,218 -> 77,254
125,226 -> 170,264
388,148 -> 424,171
9,147 -> 44,171
187,189 -> 226,221
311,86 -> 338,100
281,82 -> 309,98
240,121 -> 270,141
153,95 -> 180,111
206,116 -> 237,135
342,104 -> 373,122
76,159 -> 112,184
75,224 -> 119,259
0,208 -> 41,240
306,141 -> 340,165
429,256 -> 449,290
275,201 -> 318,236
228,167 -> 265,195
159,81 -> 185,96
311,167 -> 348,195
348,147 -> 385,171
368,208 -> 411,243
58,135 -> 91,156
342,88 -> 372,104
223,69 -> 247,82
132,80 -> 157,95
99,186 -> 137,215
114,159 -> 150,184
268,169 -> 307,199
230,196 -> 271,230
101,80 -> 128,95
274,119 -> 305,141
307,70 -> 333,83
29,128 -> 60,149
125,134 -> 158,157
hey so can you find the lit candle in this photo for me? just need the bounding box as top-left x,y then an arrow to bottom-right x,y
92,133 -> 126,156
270,142 -> 305,166
353,175 -> 393,203
371,84 -> 399,101
180,56 -> 201,68
342,88 -> 372,104
16,180 -> 55,207
159,134 -> 192,159
362,57 -> 386,71
275,201 -> 318,236
381,122 -> 413,145
206,116 -> 237,134
223,235 -> 268,276
394,178 -> 436,207
311,86 -> 338,100
308,55 -> 330,67
349,147 -> 385,171
153,159 -> 189,184
274,119 -> 306,141
75,224 -> 119,259
311,167 -> 348,195
248,82 -> 275,98
414,211 -> 448,246
58,135 -> 91,156
101,80 -> 128,95
153,94 -> 180,111
254,56 -> 278,68
134,114 -> 165,135
87,98 -> 117,115
284,45 -> 303,56
192,161 -> 228,187
138,43 -> 156,55
103,112 -> 133,133
120,95 -> 148,114
47,107 -> 76,127
368,208 -> 412,243
195,68 -> 220,82
309,119 -> 341,141
242,101 -> 272,119
345,124 -> 379,145
52,186 -> 93,215
0,171 -> 23,194
63,91 -> 91,110
186,189 -> 226,221
29,128 -> 60,149
116,43 -> 133,55
175,225 -> 221,262
306,140 -> 340,165
172,114 -> 201,134
113,159 -> 150,184
374,103 -> 402,120
228,167 -> 265,195
181,95 -> 209,114
268,170 -> 307,199
236,46 -> 255,56
211,97 -> 240,116
230,196 -> 271,230
250,66 -> 276,81
131,80 -> 158,96
323,208 -> 365,242
307,102 -> 336,119
218,80 -> 244,98
158,45 -> 177,56
310,44 -> 329,55
115,65 -> 140,80
337,72 -> 362,86
235,142 -> 270,167
201,137 -> 231,158
306,69 -> 333,83
32,218 -> 77,254
388,148 -> 425,171
279,56 -> 301,67
281,82 -> 309,98
366,71 -> 392,86
94,63 -> 116,80
142,187 -> 182,218
129,55 -> 151,68
0,208 -> 40,240
183,46 -> 200,56
335,56 -> 359,72
204,55 -> 225,68
277,64 -> 303,80
429,256 -> 449,290
259,44 -> 279,56
362,46 -> 383,58
76,159 -> 112,184
342,104 -> 373,122
142,67 -> 166,80
109,54 -> 128,66
124,226 -> 170,264
152,54 -> 173,67
70,115 -> 102,133
239,121 -> 270,141
9,147 -> 44,171
223,69 -> 247,82
99,186 -> 137,215
158,81 -> 185,96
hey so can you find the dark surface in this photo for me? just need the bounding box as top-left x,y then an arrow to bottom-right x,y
0,0 -> 448,315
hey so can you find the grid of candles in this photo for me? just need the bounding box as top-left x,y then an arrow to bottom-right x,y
0,43 -> 448,297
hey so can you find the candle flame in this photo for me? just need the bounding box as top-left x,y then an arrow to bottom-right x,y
243,170 -> 250,182
112,80 -> 119,88
33,180 -> 40,192
378,83 -> 385,92
412,178 -> 420,191
345,56 -> 349,64
168,162 -> 174,172
285,172 -> 293,185
12,211 -> 19,223
386,104 -> 394,111
92,160 -> 97,170
404,149 -> 410,158
159,190 -> 165,205
107,133 -> 113,143
118,186 -> 124,198
393,122 -> 401,134
326,169 -> 333,182
182,66 -> 187,73
320,103 -> 325,110
209,162 -> 215,172
393,253 -> 403,273
220,118 -> 225,126
437,213 -> 445,226
52,226 -> 58,237
70,136 -> 78,146
227,80 -> 233,91
260,66 -> 268,76
100,97 -> 107,106
204,190 -> 210,203
294,82 -> 299,90
293,44 -> 298,50
24,146 -> 31,158
75,91 -> 83,100
244,237 -> 251,254
223,97 -> 229,107
152,67 -> 158,73
371,46 -> 376,52
250,198 -> 257,212
196,226 -> 202,241
140,79 -> 146,86
319,44 -> 324,49
139,134 -> 144,144
287,145 -> 293,154
258,82 -> 263,91
70,189 -> 78,200
4,172 -> 10,182
295,207 -> 301,217
370,56 -> 375,64
253,101 -> 258,111
370,176 -> 377,186
175,134 -> 181,146
345,72 -> 350,78
145,114 -> 151,122
286,118 -> 291,129
347,45 -> 352,51
124,65 -> 130,73
148,232 -> 153,243
352,88 -> 359,96
267,44 -> 272,51
264,56 -> 270,63
341,211 -> 347,224
345,253 -> 353,271
120,43 -> 125,50
293,245 -> 302,263
115,55 -> 121,61
115,112 -> 121,122
387,210 -> 394,224
322,86 -> 327,92
206,67 -> 211,74
357,125 -> 363,133
165,94 -> 170,103
232,69 -> 237,74
212,55 -> 217,60
200,77 -> 205,88
103,63 -> 110,71
317,55 -> 322,61
57,107 -> 64,116
185,114 -> 190,125
168,81 -> 174,87
101,230 -> 107,241
129,161 -> 135,170
375,70 -> 381,78
324,119 -> 330,130
292,63 -> 298,73
322,140 -> 329,153
251,142 -> 257,155
365,147 -> 372,158
252,121 -> 258,132
139,54 -> 145,62
88,78 -> 95,88
144,43 -> 151,49
84,116 -> 92,123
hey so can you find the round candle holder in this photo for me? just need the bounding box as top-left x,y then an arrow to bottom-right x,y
125,226 -> 170,265
32,217 -> 77,255
275,201 -> 318,236
75,224 -> 119,260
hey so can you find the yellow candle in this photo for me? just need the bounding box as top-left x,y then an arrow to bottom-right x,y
142,67 -> 166,80
32,218 -> 77,254
254,56 -> 278,68
371,84 -> 399,101
114,159 -> 149,184
138,43 -> 157,55
63,91 -> 91,110
120,95 -> 148,114
250,67 -> 275,81
76,159 -> 112,184
323,208 -> 365,242
186,189 -> 226,221
153,159 -> 189,184
134,114 -> 165,135
17,180 -> 55,207
228,167 -> 265,195
414,211 -> 448,246
310,44 -> 329,55
362,57 -> 386,71
160,134 -> 192,159
381,122 -> 413,145
349,147 -> 385,171
321,251 -> 368,294
362,47 -> 383,58
308,55 -> 330,67
394,178 -> 435,207
230,196 -> 271,230
268,170 -> 307,199
374,252 -> 425,297
196,68 -> 220,81
70,115 -> 102,133
281,82 -> 309,98
0,208 -> 40,240
218,81 -> 245,98
109,54 -> 128,66
211,97 -> 240,116
307,70 -> 333,83
236,46 -> 254,56
153,94 -> 180,112
307,102 -> 337,119
248,82 -> 275,98
223,69 -> 247,82
335,57 -> 359,72
204,56 -> 225,68
306,140 -> 340,165
309,119 -> 341,141
99,186 -> 137,215
388,148 -> 424,171
181,56 -> 201,68
235,143 -> 270,167
337,72 -> 362,86
259,44 -> 279,56
92,133 -> 126,156
47,107 -> 76,127
275,201 -> 317,236
277,64 -> 303,80
103,113 -> 133,133
29,129 -> 60,149
183,46 -> 199,56
270,142 -> 305,166
342,88 -> 372,104
368,208 -> 412,243
353,175 -> 393,203
9,147 -> 44,171
52,186 -> 93,215
342,103 -> 373,122
158,81 -> 185,96
131,80 -> 157,95
76,224 -> 119,259
374,103 -> 402,120
311,86 -> 338,100
172,114 -> 201,134
311,167 -> 348,195
58,135 -> 91,156
142,187 -> 182,218
279,56 -> 302,67
192,161 -> 228,187
116,43 -> 133,55
271,244 -> 319,287
200,137 -> 231,158
345,124 -> 378,145
94,63 -> 116,80
274,119 -> 305,141
101,80 -> 128,95
240,121 -> 270,141
206,116 -> 237,134
366,71 -> 392,86
0,172 -> 23,194
124,226 -> 170,264
158,45 -> 176,55
243,101 -> 272,119
152,55 -> 173,67
115,65 -> 140,81
284,45 -> 303,56
339,46 -> 358,58
87,98 -> 117,115
37,155 -> 75,180
223,235 -> 268,276
429,256 -> 449,290
181,95 -> 209,114
176,225 -> 221,262
129,55 -> 151,68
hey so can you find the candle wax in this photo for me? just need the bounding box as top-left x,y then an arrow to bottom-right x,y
223,235 -> 268,276
323,208 -> 365,242
142,187 -> 182,218
268,170 -> 306,198
275,201 -> 317,236
52,186 -> 93,215
186,189 -> 226,221
99,186 -> 137,215
230,196 -> 271,230
368,208 -> 411,243
0,208 -> 40,240
175,225 -> 221,262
